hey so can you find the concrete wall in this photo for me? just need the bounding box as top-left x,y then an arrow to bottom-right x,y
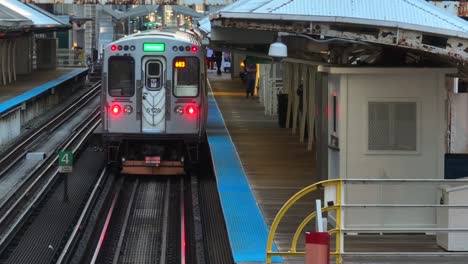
36,38 -> 58,70
15,35 -> 32,75
0,110 -> 21,147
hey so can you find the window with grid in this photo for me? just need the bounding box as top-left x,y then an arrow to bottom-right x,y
368,101 -> 417,152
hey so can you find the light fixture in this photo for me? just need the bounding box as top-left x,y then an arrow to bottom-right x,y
268,36 -> 288,58
268,32 -> 369,60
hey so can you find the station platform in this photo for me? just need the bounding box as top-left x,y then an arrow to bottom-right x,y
0,67 -> 88,114
206,73 -> 468,264
206,73 -> 319,263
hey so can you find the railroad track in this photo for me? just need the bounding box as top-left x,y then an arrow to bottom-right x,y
0,81 -> 101,177
88,177 -> 186,264
0,105 -> 101,258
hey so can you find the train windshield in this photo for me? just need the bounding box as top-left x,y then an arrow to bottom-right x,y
108,56 -> 135,97
173,57 -> 198,97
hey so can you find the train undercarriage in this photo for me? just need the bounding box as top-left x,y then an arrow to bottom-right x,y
105,137 -> 201,176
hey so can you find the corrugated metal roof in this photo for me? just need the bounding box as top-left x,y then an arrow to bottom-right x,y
1,0 -> 67,29
177,0 -> 235,5
101,5 -> 159,20
0,4 -> 33,30
215,0 -> 468,38
197,16 -> 211,34
171,5 -> 204,18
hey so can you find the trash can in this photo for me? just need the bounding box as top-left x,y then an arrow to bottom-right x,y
305,232 -> 330,264
277,93 -> 288,128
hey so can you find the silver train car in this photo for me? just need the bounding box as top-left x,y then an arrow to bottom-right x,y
101,29 -> 207,175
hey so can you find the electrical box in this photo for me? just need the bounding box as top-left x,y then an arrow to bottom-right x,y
436,184 -> 468,251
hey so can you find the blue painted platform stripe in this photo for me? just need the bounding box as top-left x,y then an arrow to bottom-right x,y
0,68 -> 88,114
206,91 -> 282,263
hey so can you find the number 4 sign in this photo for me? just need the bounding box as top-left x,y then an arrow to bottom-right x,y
58,151 -> 73,173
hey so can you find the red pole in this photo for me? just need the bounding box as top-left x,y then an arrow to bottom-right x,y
305,232 -> 330,264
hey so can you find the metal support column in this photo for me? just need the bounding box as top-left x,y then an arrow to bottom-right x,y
7,40 -> 12,84
1,40 -> 6,85
285,62 -> 293,129
316,72 -> 328,180
300,65 -> 309,143
292,63 -> 300,134
12,40 -> 16,81
308,67 -> 317,150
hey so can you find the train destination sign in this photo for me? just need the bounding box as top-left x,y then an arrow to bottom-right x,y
143,43 -> 165,52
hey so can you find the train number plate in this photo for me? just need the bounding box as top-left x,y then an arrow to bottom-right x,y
145,156 -> 161,166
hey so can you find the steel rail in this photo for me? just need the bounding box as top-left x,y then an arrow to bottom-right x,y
112,179 -> 139,264
0,109 -> 100,214
90,178 -> 124,264
0,81 -> 101,177
0,113 -> 101,252
180,178 -> 186,264
55,166 -> 109,264
190,173 -> 206,264
159,178 -> 172,264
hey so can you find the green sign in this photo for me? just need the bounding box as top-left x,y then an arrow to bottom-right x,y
58,151 -> 73,173
143,43 -> 165,52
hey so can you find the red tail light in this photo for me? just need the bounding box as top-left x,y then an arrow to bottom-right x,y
111,105 -> 121,115
185,105 -> 197,116
110,45 -> 117,52
191,46 -> 198,53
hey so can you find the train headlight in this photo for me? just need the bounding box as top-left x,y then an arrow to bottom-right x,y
175,105 -> 184,115
185,105 -> 197,116
111,105 -> 121,115
124,105 -> 133,114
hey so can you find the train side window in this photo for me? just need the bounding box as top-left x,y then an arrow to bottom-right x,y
173,57 -> 199,97
108,56 -> 135,97
146,61 -> 162,90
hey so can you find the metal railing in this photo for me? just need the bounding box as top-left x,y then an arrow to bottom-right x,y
57,49 -> 86,67
266,178 -> 468,263
266,179 -> 343,264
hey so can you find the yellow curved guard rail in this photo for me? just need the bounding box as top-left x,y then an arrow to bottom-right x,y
266,179 -> 343,264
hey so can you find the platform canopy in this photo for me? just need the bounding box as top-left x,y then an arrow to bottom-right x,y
170,5 -> 204,18
0,4 -> 32,32
208,0 -> 468,64
1,0 -> 69,32
197,16 -> 211,35
100,5 -> 160,20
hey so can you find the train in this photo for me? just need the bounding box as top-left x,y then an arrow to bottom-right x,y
101,29 -> 208,175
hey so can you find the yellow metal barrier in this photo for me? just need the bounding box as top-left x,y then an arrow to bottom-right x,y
266,179 -> 343,263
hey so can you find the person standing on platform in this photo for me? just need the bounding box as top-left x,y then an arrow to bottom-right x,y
214,51 -> 223,75
206,48 -> 214,70
245,61 -> 257,99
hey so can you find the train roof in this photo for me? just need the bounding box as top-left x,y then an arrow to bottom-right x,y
117,29 -> 202,46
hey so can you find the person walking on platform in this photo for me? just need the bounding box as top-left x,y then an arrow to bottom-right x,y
245,61 -> 256,98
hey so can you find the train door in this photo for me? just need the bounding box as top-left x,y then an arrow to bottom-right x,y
142,57 -> 166,133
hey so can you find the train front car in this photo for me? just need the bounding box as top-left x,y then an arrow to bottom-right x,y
102,30 -> 207,175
